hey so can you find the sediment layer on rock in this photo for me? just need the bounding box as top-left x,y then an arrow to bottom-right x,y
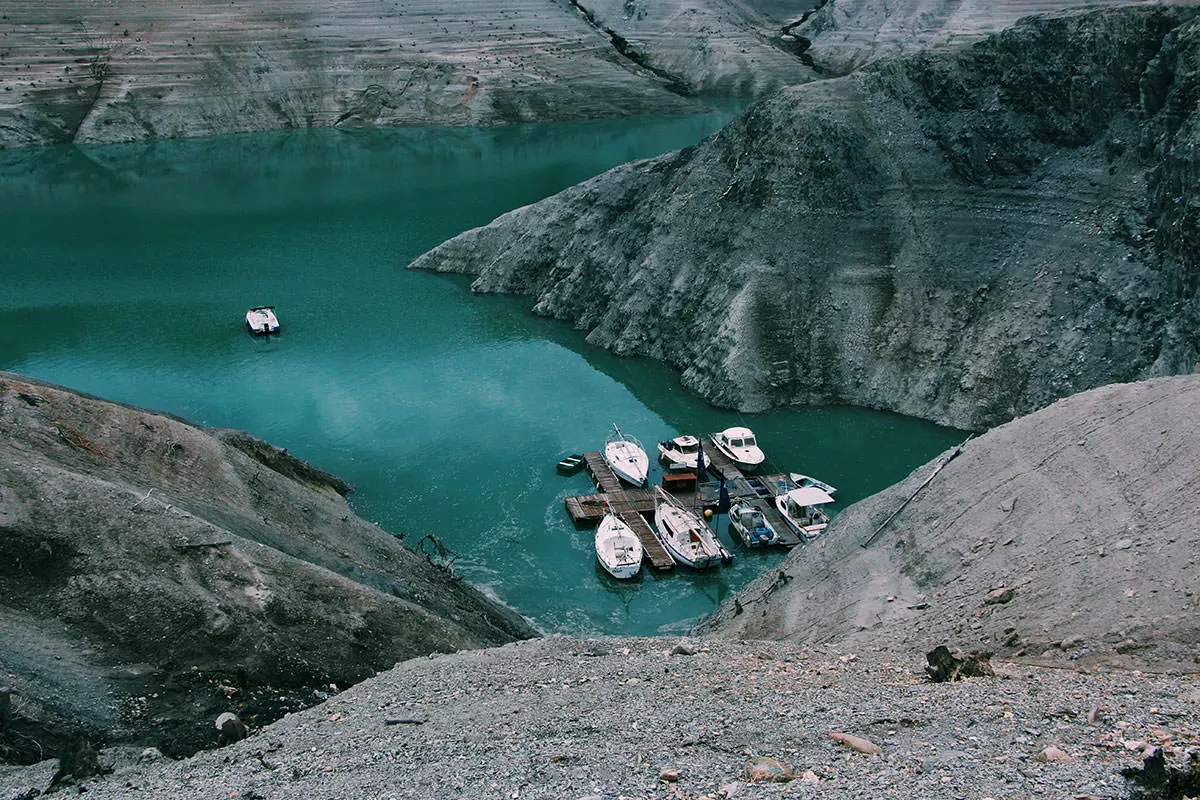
700,374 -> 1200,673
411,5 -> 1200,430
0,372 -> 536,757
0,0 -> 814,148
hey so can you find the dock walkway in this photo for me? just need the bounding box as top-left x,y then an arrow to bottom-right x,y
565,442 -> 805,553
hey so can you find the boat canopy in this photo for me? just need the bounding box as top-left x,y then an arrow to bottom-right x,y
785,486 -> 835,506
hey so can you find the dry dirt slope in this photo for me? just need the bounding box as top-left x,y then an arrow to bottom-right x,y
700,374 -> 1200,673
0,372 -> 536,758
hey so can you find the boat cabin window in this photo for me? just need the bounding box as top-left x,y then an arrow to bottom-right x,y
680,441 -> 698,454
730,438 -> 744,447
742,435 -> 756,447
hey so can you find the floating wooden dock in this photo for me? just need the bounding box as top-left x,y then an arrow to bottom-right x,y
618,511 -> 675,570
564,441 -> 806,559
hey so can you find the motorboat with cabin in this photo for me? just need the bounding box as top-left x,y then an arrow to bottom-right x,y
604,425 -> 649,487
653,487 -> 731,568
728,500 -> 780,546
775,485 -> 835,541
710,426 -> 765,472
657,434 -> 707,472
594,512 -> 643,579
246,306 -> 279,335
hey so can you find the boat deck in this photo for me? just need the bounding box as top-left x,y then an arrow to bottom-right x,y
565,440 -> 804,552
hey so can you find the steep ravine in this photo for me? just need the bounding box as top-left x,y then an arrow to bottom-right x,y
410,6 -> 1200,431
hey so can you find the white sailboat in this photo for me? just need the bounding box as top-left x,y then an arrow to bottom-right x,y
653,487 -> 731,569
604,425 -> 649,487
594,513 -> 643,579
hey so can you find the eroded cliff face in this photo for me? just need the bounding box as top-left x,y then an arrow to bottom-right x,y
0,0 -> 813,148
0,373 -> 536,757
410,6 -> 1200,430
698,374 -> 1200,673
797,0 -> 1164,75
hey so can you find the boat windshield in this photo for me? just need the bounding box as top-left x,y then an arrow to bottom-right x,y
742,436 -> 757,447
679,441 -> 698,454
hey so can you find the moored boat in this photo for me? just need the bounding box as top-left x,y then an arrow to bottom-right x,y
653,487 -> 731,568
790,472 -> 838,497
657,434 -> 708,472
604,425 -> 649,487
710,426 -> 765,472
775,485 -> 835,541
246,305 -> 279,335
594,513 -> 643,579
728,500 -> 779,546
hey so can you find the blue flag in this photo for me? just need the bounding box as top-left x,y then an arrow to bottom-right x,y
696,439 -> 707,481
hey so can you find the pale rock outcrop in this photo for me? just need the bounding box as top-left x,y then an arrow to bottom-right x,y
411,5 -> 1200,430
0,0 -> 812,148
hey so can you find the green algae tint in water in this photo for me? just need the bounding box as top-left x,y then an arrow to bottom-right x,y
0,117 -> 964,636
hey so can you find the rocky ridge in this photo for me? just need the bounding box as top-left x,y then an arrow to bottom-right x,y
700,374 -> 1200,673
0,0 -> 814,148
0,373 -> 536,759
2,636 -> 1197,799
410,5 -> 1200,430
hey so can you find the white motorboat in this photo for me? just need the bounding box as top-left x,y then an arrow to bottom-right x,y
657,434 -> 708,472
246,306 -> 279,335
653,487 -> 731,569
790,473 -> 838,497
775,485 -> 835,541
604,425 -> 649,487
594,513 -> 643,579
728,500 -> 779,547
710,426 -> 765,472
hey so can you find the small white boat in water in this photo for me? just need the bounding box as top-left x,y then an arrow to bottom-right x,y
728,500 -> 779,547
710,427 -> 765,472
790,472 -> 838,497
657,434 -> 708,472
246,305 -> 279,335
595,513 -> 643,579
775,485 -> 835,541
653,487 -> 731,569
604,425 -> 649,487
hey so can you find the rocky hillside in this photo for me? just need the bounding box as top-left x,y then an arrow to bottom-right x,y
700,374 -> 1200,673
411,5 -> 1200,430
0,373 -> 536,759
2,636 -> 1196,800
798,0 -> 1162,74
0,0 -> 815,148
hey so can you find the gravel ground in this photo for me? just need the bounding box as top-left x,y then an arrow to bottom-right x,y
4,636 -> 1196,799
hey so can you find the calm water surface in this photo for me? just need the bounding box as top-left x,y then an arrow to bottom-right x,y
0,114 -> 964,635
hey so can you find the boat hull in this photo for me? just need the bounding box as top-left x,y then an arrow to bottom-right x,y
595,515 -> 642,579
604,441 -> 648,487
654,501 -> 727,569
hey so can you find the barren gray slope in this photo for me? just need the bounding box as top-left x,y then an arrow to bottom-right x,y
0,373 -> 536,757
700,374 -> 1200,673
411,6 -> 1200,430
798,0 -> 1172,74
2,637 -> 1196,800
0,0 -> 814,148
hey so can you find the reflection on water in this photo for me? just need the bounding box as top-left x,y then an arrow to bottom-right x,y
0,112 -> 963,636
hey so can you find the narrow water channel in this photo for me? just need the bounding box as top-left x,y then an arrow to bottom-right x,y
0,113 -> 964,635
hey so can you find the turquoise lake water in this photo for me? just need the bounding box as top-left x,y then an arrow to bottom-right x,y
0,113 -> 964,636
